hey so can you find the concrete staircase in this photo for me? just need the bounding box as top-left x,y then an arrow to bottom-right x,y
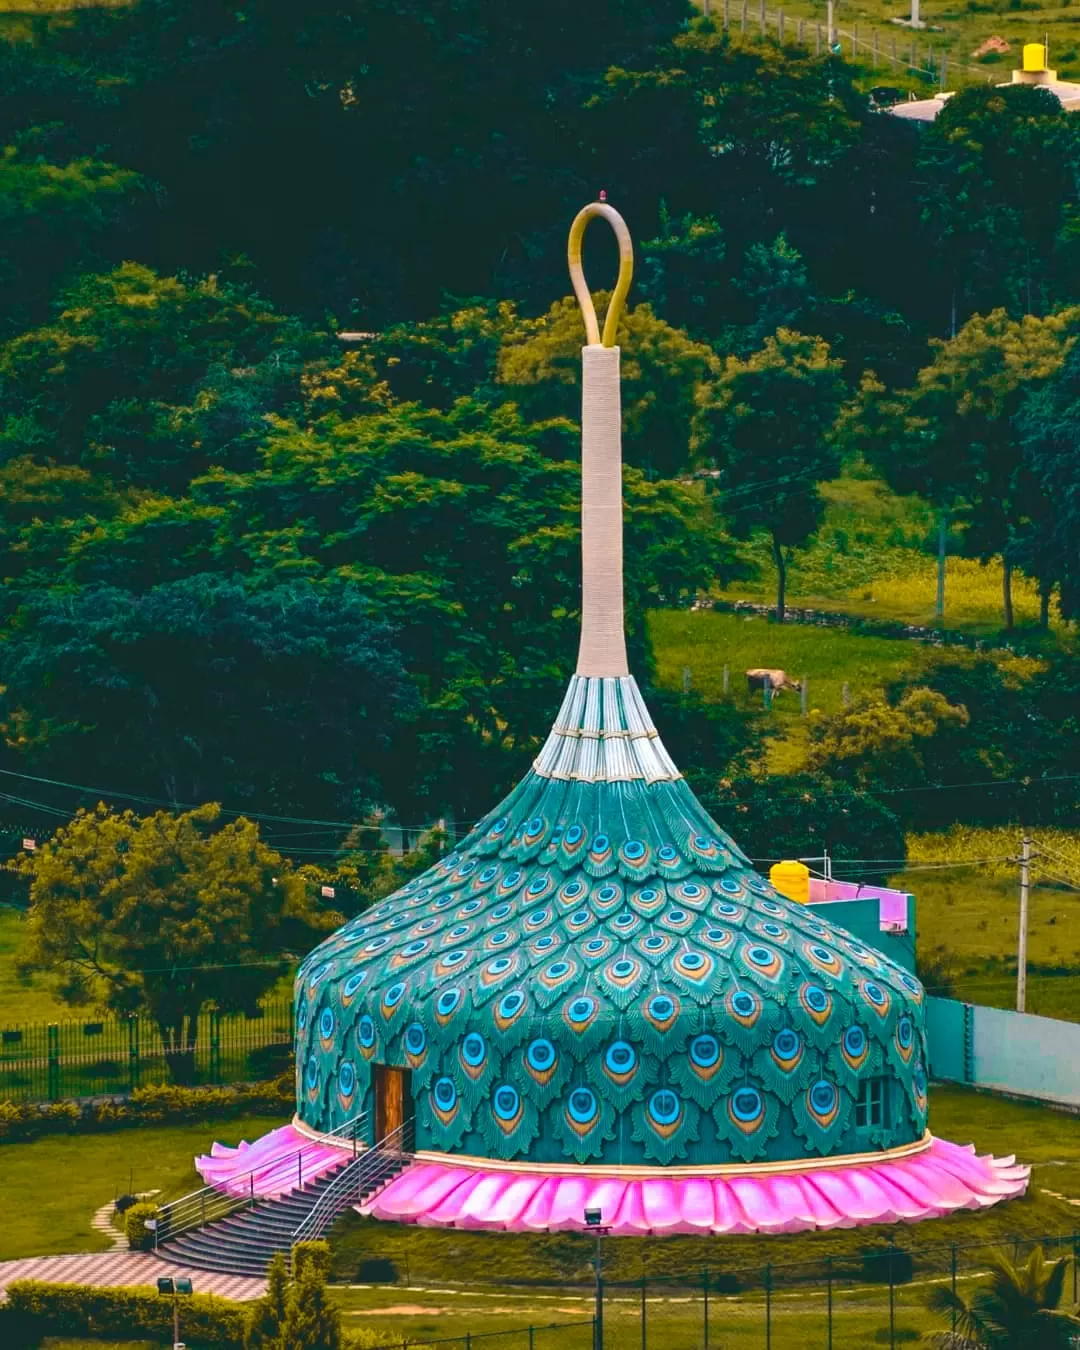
156,1151 -> 408,1277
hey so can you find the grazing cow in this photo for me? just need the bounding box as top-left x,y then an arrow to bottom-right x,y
745,668 -> 801,698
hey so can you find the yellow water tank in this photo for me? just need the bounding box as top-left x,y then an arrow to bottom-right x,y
1023,42 -> 1047,72
769,859 -> 811,905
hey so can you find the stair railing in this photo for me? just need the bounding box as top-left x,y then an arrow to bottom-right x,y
291,1118 -> 414,1247
154,1110 -> 368,1250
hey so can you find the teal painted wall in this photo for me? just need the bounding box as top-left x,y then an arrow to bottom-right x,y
807,896 -> 917,974
925,995 -> 1080,1110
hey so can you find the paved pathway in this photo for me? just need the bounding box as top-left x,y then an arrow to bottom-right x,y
0,1251 -> 265,1302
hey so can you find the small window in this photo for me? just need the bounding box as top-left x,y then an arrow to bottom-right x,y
856,1077 -> 887,1129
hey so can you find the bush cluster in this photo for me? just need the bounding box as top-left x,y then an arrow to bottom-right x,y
124,1201 -> 160,1252
1,1279 -> 247,1347
0,1073 -> 292,1145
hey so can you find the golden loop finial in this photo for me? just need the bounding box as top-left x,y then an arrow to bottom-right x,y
567,200 -> 634,347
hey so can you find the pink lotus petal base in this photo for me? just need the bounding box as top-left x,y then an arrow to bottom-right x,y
196,1131 -> 1028,1233
195,1124 -> 347,1199
361,1139 -> 1028,1235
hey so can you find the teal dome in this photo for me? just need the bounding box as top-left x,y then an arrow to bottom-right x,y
293,201 -> 929,1173
293,675 -> 929,1168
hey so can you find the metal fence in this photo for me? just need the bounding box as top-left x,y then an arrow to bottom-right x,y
0,1000 -> 293,1102
368,1320 -> 596,1350
341,1233 -> 1080,1350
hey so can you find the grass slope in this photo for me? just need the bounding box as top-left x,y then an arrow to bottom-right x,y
0,1112 -> 278,1261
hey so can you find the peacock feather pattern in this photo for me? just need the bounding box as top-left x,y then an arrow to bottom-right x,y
293,677 -> 931,1167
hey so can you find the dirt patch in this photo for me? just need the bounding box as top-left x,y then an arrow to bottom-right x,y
352,1305 -> 447,1317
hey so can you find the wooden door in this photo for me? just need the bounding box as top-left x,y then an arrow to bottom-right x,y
374,1065 -> 412,1141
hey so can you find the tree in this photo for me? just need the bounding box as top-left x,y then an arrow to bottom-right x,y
806,688 -> 970,792
638,206 -> 727,339
279,1255 -> 342,1350
853,308 -> 1078,627
0,576 -> 414,818
16,803 -> 334,1081
926,1246 -> 1080,1350
916,85 -> 1080,325
703,773 -> 906,884
1017,341 -> 1080,623
0,264 -> 325,494
245,1252 -> 290,1350
0,149 -> 152,339
705,328 -> 845,619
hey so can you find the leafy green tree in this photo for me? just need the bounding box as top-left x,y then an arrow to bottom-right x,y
705,328 -> 845,619
916,85 -> 1080,324
38,0 -> 687,323
245,1252 -> 290,1350
0,264 -> 324,493
638,206 -> 727,339
806,687 -> 970,792
17,803 -> 332,1081
0,149 -> 152,338
703,773 -> 906,883
854,308 -> 1078,628
0,576 -> 414,818
279,1256 -> 342,1350
926,1246 -> 1080,1350
884,649 -> 1080,830
1017,341 -> 1080,623
498,294 -> 719,477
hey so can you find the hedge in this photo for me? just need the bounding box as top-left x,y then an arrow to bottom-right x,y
124,1201 -> 160,1252
2,1279 -> 247,1347
0,1074 -> 293,1144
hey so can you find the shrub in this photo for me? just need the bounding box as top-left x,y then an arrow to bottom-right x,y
124,1201 -> 159,1252
293,1239 -> 333,1281
5,1279 -> 247,1346
0,1071 -> 292,1145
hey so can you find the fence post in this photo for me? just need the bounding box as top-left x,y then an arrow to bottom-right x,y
851,22 -> 858,58
682,665 -> 692,695
759,0 -> 765,32
528,1329 -> 534,1350
800,678 -> 808,717
764,1263 -> 772,1350
1073,1233 -> 1078,1304
778,9 -> 784,42
797,17 -> 803,43
763,683 -> 772,712
640,1276 -> 646,1350
47,1023 -> 60,1102
741,0 -> 747,32
826,1255 -> 833,1350
702,1267 -> 709,1349
724,0 -> 729,25
722,664 -> 730,696
841,681 -> 850,707
128,1014 -> 140,1093
210,1008 -> 221,1085
888,1242 -> 896,1350
951,1246 -> 957,1334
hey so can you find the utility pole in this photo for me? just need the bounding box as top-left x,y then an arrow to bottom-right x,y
827,0 -> 835,46
935,507 -> 948,623
1017,835 -> 1031,1013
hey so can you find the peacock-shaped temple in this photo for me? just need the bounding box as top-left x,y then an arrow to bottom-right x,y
199,203 -> 1028,1234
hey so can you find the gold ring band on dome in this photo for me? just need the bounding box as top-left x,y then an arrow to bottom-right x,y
292,1114 -> 932,1177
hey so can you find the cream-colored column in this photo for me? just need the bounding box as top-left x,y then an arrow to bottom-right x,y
577,343 -> 628,677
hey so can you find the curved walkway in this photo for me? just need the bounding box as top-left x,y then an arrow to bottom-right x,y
0,1251 -> 265,1302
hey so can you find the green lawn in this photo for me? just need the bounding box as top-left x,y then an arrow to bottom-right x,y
0,905 -> 77,1024
648,609 -> 916,719
0,1113 -> 282,1261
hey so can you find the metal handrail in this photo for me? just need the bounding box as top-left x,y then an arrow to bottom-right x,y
154,1110 -> 368,1248
292,1119 -> 413,1246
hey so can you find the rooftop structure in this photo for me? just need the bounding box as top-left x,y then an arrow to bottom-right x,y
891,43 -> 1080,123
